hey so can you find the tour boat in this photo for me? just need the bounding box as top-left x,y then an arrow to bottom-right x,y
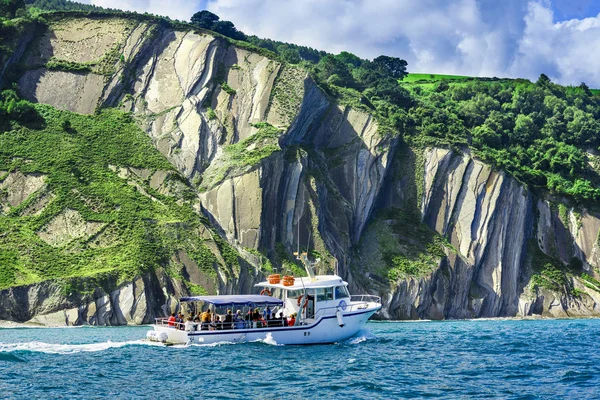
147,254 -> 381,345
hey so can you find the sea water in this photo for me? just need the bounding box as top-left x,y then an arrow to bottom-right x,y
1,318 -> 600,399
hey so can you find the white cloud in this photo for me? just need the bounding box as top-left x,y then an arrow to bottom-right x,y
510,2 -> 600,86
206,0 -> 529,78
206,0 -> 600,86
83,0 -> 600,87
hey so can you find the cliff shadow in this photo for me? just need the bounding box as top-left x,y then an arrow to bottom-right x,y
15,24 -> 55,106
264,93 -> 399,278
103,23 -> 177,108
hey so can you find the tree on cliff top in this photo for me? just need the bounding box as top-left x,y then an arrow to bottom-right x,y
372,55 -> 408,80
190,10 -> 246,41
190,10 -> 219,28
0,0 -> 25,18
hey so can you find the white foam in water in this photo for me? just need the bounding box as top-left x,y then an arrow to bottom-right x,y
346,328 -> 376,345
247,332 -> 282,346
0,340 -> 164,354
260,332 -> 281,346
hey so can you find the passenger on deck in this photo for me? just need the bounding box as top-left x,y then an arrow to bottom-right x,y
263,306 -> 272,320
223,309 -> 233,329
234,310 -> 244,329
276,311 -> 286,327
168,313 -> 176,327
210,315 -> 222,330
176,312 -> 184,329
193,312 -> 201,323
288,313 -> 296,327
184,316 -> 194,332
252,308 -> 261,321
201,309 -> 212,330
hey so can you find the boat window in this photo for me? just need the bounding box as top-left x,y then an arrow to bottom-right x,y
334,285 -> 349,299
315,287 -> 333,301
287,289 -> 303,299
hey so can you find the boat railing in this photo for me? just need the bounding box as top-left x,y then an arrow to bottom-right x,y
309,297 -> 380,320
155,318 -> 187,330
154,317 -> 288,331
350,295 -> 382,304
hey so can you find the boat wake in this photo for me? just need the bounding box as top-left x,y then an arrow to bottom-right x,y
0,340 -> 164,354
255,332 -> 282,346
345,328 -> 376,345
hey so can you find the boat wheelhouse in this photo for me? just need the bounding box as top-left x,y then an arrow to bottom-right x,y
148,255 -> 381,345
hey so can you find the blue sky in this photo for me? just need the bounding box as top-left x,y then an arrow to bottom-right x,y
82,0 -> 600,87
551,0 -> 600,20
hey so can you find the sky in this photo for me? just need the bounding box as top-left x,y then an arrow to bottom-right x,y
80,0 -> 600,87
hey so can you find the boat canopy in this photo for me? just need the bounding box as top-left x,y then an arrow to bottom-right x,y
255,275 -> 347,290
179,295 -> 283,306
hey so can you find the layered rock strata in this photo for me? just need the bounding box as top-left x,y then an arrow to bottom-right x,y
2,15 -> 599,324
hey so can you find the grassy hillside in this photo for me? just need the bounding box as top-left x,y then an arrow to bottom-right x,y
401,73 -> 472,83
0,103 -> 233,290
400,76 -> 600,203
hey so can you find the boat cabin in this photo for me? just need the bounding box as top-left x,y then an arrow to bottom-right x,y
255,275 -> 352,323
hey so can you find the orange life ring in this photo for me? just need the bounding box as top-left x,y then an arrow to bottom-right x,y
297,295 -> 309,308
260,289 -> 272,296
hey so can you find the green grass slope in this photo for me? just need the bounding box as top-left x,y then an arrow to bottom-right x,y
0,104 -> 229,290
401,73 -> 473,83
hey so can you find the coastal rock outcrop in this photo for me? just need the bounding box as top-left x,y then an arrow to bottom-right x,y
354,148 -> 600,320
0,271 -> 183,325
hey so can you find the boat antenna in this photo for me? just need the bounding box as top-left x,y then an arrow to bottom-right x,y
303,231 -> 317,282
296,216 -> 300,257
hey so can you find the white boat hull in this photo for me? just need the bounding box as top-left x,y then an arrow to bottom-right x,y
151,307 -> 379,345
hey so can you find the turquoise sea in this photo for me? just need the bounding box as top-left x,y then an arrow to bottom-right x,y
1,318 -> 600,399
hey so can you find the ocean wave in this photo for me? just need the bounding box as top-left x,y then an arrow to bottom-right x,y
0,352 -> 27,362
345,328 -> 376,345
0,323 -> 87,330
0,340 -> 164,354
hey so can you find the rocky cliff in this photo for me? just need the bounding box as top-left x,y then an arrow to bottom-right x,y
2,14 -> 600,325
352,147 -> 600,319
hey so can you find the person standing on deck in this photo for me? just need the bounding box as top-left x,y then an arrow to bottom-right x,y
201,309 -> 212,330
288,313 -> 296,327
263,306 -> 272,320
168,313 -> 176,328
234,310 -> 244,329
224,309 -> 234,329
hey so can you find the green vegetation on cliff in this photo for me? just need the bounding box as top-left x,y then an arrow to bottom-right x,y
0,99 -> 236,290
24,0 -> 104,13
198,122 -> 282,191
402,75 -> 600,203
310,56 -> 600,204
